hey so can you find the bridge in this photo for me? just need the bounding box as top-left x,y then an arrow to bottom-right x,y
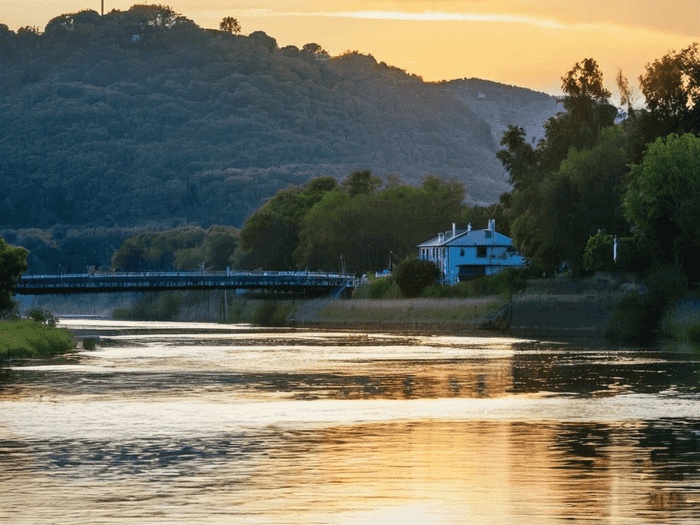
14,271 -> 359,296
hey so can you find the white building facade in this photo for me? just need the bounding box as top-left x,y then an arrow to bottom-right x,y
417,220 -> 527,285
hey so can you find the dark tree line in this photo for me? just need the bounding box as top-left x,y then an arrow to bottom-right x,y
237,170 -> 471,274
496,50 -> 700,286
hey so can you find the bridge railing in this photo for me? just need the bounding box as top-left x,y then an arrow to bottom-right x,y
15,270 -> 359,294
20,270 -> 354,279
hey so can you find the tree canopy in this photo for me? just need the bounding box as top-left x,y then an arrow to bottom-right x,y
0,237 -> 28,312
219,17 -> 241,35
624,133 -> 700,281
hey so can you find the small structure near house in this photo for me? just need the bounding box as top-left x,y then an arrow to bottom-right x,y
417,219 -> 527,285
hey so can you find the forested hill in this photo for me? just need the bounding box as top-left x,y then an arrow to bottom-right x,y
0,5 -> 560,232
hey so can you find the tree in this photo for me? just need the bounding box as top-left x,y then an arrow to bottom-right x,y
583,231 -> 614,272
497,58 -> 623,273
638,43 -> 700,136
342,170 -> 381,197
624,133 -> 700,281
219,17 -> 241,35
301,43 -> 329,60
237,177 -> 339,270
616,69 -> 635,119
496,125 -> 537,191
561,58 -> 611,103
0,237 -> 28,312
394,259 -> 439,298
639,46 -> 692,119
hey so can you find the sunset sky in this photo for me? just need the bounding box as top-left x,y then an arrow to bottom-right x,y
4,1 -> 699,101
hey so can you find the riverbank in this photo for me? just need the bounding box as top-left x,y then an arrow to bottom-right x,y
291,291 -> 622,343
0,320 -> 76,361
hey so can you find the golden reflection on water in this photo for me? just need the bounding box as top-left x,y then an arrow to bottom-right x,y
1,320 -> 699,524
1,420 -> 695,524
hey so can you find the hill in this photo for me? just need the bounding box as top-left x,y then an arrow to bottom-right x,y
0,5 -> 560,234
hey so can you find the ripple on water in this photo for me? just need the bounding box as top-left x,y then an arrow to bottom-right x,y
1,321 -> 699,524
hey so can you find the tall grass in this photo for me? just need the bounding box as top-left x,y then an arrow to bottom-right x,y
661,300 -> 700,347
0,320 -> 75,360
250,302 -> 296,326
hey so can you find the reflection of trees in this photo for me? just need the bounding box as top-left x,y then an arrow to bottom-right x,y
510,350 -> 700,396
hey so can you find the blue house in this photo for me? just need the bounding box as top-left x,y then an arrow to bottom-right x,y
417,220 -> 527,285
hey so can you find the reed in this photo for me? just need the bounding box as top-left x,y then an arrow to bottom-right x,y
661,300 -> 700,348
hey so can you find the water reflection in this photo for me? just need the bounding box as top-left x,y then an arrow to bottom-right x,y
1,320 -> 699,524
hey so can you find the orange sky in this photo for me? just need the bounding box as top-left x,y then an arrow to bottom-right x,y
4,1 -> 699,101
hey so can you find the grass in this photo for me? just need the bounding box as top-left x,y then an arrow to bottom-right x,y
318,297 -> 502,325
661,300 -> 700,350
0,320 -> 76,361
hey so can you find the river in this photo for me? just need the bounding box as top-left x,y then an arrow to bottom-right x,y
1,320 -> 700,524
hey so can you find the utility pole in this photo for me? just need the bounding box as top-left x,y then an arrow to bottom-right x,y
101,1 -> 104,16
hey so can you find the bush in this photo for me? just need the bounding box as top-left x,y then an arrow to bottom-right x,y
113,292 -> 182,321
419,268 -> 527,299
27,308 -> 58,327
367,277 -> 399,298
661,299 -> 700,346
583,232 -> 613,272
352,274 -> 402,299
250,302 -> 293,326
606,268 -> 686,346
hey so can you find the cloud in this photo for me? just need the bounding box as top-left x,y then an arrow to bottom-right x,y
234,8 -> 640,33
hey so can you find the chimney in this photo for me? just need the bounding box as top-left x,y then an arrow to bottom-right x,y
467,223 -> 472,233
489,219 -> 496,231
452,223 -> 456,238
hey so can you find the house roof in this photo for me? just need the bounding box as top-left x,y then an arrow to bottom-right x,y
417,228 -> 514,248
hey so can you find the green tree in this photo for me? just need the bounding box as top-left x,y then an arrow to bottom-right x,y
219,17 -> 241,35
301,43 -> 330,60
638,43 -> 700,137
496,125 -> 538,191
624,132 -> 700,282
237,176 -> 339,270
394,258 -> 439,298
583,231 -> 614,272
294,175 -> 467,273
0,237 -> 28,313
497,59 -> 622,273
342,170 -> 381,197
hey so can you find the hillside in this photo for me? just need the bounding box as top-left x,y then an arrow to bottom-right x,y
0,6 -> 560,234
440,78 -> 561,148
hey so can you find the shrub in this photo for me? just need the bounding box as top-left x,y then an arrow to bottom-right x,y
661,299 -> 700,346
367,277 -> 397,298
606,268 -> 686,346
250,302 -> 292,326
28,308 -> 58,327
113,292 -> 182,321
0,320 -> 75,360
583,232 -> 613,272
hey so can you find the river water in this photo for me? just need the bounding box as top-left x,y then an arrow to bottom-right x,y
2,320 -> 700,524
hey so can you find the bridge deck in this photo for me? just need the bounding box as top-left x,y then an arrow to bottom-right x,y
15,271 -> 358,295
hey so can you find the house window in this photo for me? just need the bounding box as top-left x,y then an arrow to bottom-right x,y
460,248 -> 465,257
477,246 -> 487,258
